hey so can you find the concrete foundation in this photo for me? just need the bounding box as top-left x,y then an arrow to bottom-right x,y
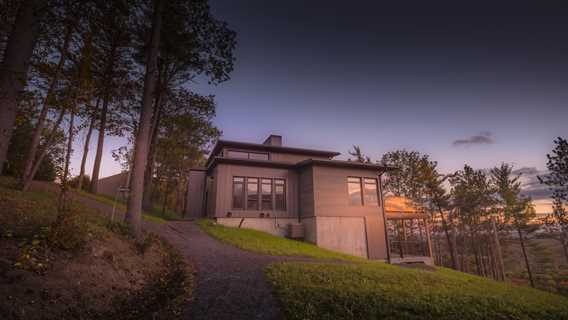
215,217 -> 298,237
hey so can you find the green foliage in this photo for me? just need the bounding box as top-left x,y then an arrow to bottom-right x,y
196,219 -> 365,262
3,115 -> 62,181
266,262 -> 568,320
450,165 -> 495,226
491,163 -> 535,228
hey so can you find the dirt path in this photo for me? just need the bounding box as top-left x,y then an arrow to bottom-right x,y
31,183 -> 287,319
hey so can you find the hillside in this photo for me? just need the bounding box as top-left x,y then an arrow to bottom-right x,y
0,178 -> 191,319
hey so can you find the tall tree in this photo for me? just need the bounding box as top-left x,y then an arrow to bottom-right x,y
89,0 -> 132,193
491,163 -> 536,287
125,0 -> 163,237
0,0 -> 46,174
539,137 -> 568,263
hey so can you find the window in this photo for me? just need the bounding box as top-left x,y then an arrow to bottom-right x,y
347,177 -> 363,205
274,179 -> 286,210
247,178 -> 259,210
364,178 -> 379,206
227,150 -> 249,159
249,152 -> 269,160
261,179 -> 273,210
232,177 -> 245,209
227,150 -> 269,161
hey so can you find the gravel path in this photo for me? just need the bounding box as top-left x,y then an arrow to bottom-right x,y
158,221 -> 286,320
30,183 -> 289,319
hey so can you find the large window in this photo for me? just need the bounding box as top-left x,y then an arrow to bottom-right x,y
232,177 -> 245,209
232,176 -> 287,211
227,150 -> 269,161
347,177 -> 363,205
247,178 -> 259,210
364,178 -> 379,206
261,179 -> 273,210
274,179 -> 286,210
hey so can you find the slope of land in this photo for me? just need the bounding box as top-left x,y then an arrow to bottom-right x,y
198,219 -> 568,320
0,178 -> 191,319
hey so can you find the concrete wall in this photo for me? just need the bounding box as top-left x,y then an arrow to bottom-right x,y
211,163 -> 299,219
96,172 -> 129,199
314,216 -> 368,258
186,170 -> 206,218
216,217 -> 298,237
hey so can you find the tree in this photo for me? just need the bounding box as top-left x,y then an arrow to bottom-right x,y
0,0 -> 46,174
491,163 -> 536,287
539,137 -> 568,263
89,0 -> 133,193
450,165 -> 495,275
348,145 -> 371,163
125,0 -> 163,237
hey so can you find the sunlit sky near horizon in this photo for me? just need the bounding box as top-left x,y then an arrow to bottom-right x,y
69,1 -> 568,212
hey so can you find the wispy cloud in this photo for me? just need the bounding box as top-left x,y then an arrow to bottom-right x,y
452,131 -> 494,146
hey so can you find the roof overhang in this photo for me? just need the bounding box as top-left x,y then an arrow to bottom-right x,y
206,140 -> 341,166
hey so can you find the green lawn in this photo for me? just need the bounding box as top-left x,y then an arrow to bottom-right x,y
196,219 -> 366,262
196,218 -> 568,320
266,262 -> 568,320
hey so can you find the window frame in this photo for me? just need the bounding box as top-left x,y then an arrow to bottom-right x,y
274,178 -> 286,211
226,149 -> 270,161
232,176 -> 246,210
246,177 -> 260,210
261,178 -> 273,210
347,176 -> 363,206
363,177 -> 380,206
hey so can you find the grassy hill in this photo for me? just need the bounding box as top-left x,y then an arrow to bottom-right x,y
198,219 -> 568,320
0,177 -> 191,319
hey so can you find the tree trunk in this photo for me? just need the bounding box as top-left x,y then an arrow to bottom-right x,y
561,233 -> 568,265
77,99 -> 99,190
125,0 -> 163,237
21,107 -> 66,191
438,208 -> 458,269
516,225 -> 535,288
0,0 -> 44,174
89,96 -> 109,193
142,94 -> 162,211
20,24 -> 73,185
58,108 -> 74,212
491,217 -> 506,281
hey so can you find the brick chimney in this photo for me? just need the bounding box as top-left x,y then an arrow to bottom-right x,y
263,134 -> 282,146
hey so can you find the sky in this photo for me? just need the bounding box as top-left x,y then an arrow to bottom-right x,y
71,0 -> 568,212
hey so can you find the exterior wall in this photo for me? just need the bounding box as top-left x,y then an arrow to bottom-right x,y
185,170 -> 206,218
216,217 -> 298,237
310,165 -> 388,260
314,216 -> 368,258
212,163 -> 299,219
206,167 -> 217,217
96,172 -> 129,199
298,167 -> 315,218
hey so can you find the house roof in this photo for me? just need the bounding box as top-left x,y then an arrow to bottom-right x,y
206,157 -> 396,173
295,159 -> 396,172
206,139 -> 341,166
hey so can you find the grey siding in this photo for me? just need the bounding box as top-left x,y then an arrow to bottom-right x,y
96,172 -> 129,199
185,170 -> 206,218
298,167 -> 315,217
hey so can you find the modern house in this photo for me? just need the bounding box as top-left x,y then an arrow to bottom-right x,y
186,134 -> 433,263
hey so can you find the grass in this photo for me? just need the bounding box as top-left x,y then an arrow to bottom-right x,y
196,219 -> 366,262
196,218 -> 568,319
74,189 -> 171,224
266,262 -> 568,320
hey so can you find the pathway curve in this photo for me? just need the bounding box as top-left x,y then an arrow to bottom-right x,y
157,221 -> 286,320
30,183 -> 289,320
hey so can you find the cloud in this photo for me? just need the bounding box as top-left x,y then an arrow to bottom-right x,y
452,131 -> 494,146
